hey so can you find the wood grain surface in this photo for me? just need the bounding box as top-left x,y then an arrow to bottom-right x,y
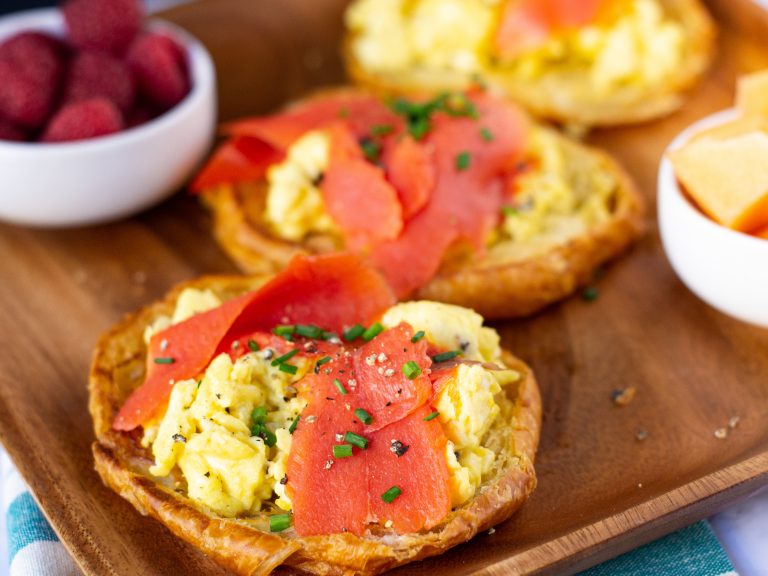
0,0 -> 767,575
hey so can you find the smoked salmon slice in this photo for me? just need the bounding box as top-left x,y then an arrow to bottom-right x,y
288,325 -> 450,537
113,253 -> 394,431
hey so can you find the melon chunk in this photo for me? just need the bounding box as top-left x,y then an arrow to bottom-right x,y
736,70 -> 768,118
669,131 -> 768,233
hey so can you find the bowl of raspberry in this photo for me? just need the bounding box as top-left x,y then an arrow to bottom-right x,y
0,0 -> 216,227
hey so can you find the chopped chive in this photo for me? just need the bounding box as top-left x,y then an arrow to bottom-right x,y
247,339 -> 260,352
431,350 -> 461,363
455,151 -> 471,171
269,513 -> 292,532
360,138 -> 381,162
153,357 -> 175,365
381,486 -> 402,503
343,323 -> 365,341
371,124 -> 394,136
288,414 -> 300,434
321,330 -> 338,341
354,408 -> 373,425
273,325 -> 296,337
279,363 -> 298,375
259,427 -> 277,447
582,287 -> 599,302
295,324 -> 323,339
252,406 -> 268,425
480,127 -> 494,142
424,411 -> 440,421
502,205 -> 519,217
403,361 -> 422,379
316,356 -> 331,367
271,349 -> 299,366
333,444 -> 353,458
411,330 -> 425,343
344,431 -> 369,449
362,322 -> 384,341
333,378 -> 348,396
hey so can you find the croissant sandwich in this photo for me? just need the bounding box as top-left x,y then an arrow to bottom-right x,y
90,253 -> 542,575
193,89 -> 645,319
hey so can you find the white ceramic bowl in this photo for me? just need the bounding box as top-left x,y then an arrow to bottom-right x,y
658,109 -> 768,328
0,8 -> 216,227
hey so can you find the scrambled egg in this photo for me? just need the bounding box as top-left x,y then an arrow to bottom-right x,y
383,301 -> 519,506
264,130 -> 338,242
488,127 -> 616,262
142,289 -> 307,516
146,296 -> 515,516
346,0 -> 685,93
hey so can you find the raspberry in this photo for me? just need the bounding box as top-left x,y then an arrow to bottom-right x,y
0,32 -> 66,128
126,32 -> 189,111
0,119 -> 26,142
64,52 -> 135,113
41,98 -> 124,143
62,0 -> 143,56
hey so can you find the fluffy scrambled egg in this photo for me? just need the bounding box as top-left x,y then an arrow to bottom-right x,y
264,130 -> 338,242
146,296 -> 515,516
488,127 -> 616,262
346,0 -> 685,93
383,301 -> 519,506
142,290 -> 307,517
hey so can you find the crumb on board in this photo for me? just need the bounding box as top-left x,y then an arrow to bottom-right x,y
611,387 -> 637,407
488,527 -> 496,535
635,429 -> 649,441
728,416 -> 741,429
714,428 -> 728,440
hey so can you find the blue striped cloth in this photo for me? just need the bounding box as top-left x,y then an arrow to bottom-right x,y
1,448 -> 736,576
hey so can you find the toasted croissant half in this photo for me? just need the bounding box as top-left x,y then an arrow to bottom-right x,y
343,0 -> 715,127
199,89 -> 645,320
90,274 -> 542,575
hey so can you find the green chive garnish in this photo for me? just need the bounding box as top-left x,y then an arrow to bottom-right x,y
424,411 -> 440,421
411,330 -> 425,343
279,363 -> 298,375
431,350 -> 461,363
273,325 -> 296,337
455,151 -> 471,171
333,444 -> 353,458
333,378 -> 348,396
252,406 -> 268,425
344,431 -> 369,449
259,427 -> 277,447
362,322 -> 384,341
269,513 -> 292,532
288,414 -> 300,434
316,356 -> 331,367
343,324 -> 365,341
354,408 -> 373,425
295,324 -> 323,339
153,357 -> 175,365
480,127 -> 494,142
402,361 -> 422,380
502,205 -> 519,217
360,139 -> 381,162
321,330 -> 338,341
247,339 -> 260,352
272,349 -> 299,366
371,124 -> 394,136
381,486 -> 402,503
582,287 -> 599,302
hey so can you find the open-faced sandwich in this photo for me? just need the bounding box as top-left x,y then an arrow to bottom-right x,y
344,0 -> 715,127
90,253 -> 541,575
193,89 -> 645,319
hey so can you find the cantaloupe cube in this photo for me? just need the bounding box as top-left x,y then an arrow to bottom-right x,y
669,131 -> 768,233
736,69 -> 768,118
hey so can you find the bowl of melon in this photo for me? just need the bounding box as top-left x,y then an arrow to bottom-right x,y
659,70 -> 768,328
0,0 -> 216,227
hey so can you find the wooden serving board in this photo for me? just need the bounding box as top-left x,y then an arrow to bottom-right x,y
1,0 -> 767,574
